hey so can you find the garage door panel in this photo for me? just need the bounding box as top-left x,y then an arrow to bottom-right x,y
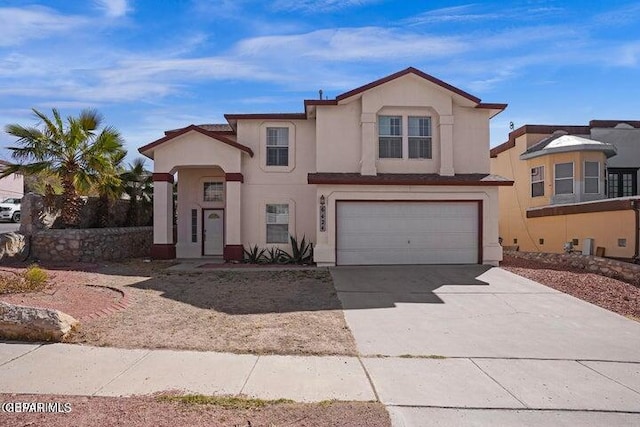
336,202 -> 479,265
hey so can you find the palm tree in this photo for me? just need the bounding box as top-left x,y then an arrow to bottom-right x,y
120,157 -> 152,226
2,108 -> 126,227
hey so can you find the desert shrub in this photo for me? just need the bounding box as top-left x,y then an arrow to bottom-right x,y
243,245 -> 266,263
0,265 -> 48,294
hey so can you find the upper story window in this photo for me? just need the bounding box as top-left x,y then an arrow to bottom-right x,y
608,168 -> 638,197
408,117 -> 432,159
203,182 -> 223,202
554,162 -> 574,195
266,127 -> 289,166
531,166 -> 544,197
378,116 -> 402,158
584,161 -> 600,194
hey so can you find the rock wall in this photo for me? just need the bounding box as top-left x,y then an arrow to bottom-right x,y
31,227 -> 153,262
504,250 -> 640,288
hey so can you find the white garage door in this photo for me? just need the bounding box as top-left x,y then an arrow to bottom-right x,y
336,201 -> 479,265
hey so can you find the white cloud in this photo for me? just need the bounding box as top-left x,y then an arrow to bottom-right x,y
0,6 -> 88,46
405,5 -> 501,25
235,27 -> 467,61
93,0 -> 130,18
271,0 -> 380,13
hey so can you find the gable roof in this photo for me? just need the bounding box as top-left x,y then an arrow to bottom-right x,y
138,124 -> 254,159
335,67 -> 482,104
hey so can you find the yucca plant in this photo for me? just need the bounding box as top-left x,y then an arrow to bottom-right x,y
243,245 -> 266,264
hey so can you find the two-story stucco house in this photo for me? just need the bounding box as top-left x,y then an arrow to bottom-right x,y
139,67 -> 512,266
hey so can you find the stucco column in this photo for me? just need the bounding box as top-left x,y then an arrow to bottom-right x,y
151,173 -> 175,259
223,174 -> 243,261
439,115 -> 455,176
483,189 -> 503,266
360,112 -> 377,176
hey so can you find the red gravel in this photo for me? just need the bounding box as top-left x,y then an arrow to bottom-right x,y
0,267 -> 122,320
501,255 -> 640,320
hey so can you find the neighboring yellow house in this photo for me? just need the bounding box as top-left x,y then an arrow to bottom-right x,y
490,121 -> 640,260
140,67 -> 513,266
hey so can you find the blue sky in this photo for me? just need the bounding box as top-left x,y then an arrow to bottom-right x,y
1,0 -> 639,163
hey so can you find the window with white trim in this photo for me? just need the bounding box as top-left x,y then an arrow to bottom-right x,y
203,182 -> 223,202
378,116 -> 402,158
266,204 -> 289,243
554,162 -> 574,195
408,116 -> 432,159
531,166 -> 544,197
584,161 -> 599,194
266,127 -> 289,166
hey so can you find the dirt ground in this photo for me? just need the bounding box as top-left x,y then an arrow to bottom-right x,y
31,261 -> 357,355
0,394 -> 391,427
501,255 -> 639,320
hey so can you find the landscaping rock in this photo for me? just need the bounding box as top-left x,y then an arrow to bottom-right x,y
0,232 -> 26,259
0,301 -> 79,342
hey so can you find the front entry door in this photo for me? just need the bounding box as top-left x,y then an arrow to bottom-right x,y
203,209 -> 224,256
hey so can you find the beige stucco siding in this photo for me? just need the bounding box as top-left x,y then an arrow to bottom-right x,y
0,173 -> 23,200
153,132 -> 242,174
452,105 -> 490,174
316,103 -> 362,172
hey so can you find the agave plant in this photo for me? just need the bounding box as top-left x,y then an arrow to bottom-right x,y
281,235 -> 313,264
265,247 -> 288,264
243,245 -> 266,264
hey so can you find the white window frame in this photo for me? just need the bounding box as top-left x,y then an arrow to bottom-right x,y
203,181 -> 224,202
554,162 -> 574,195
266,203 -> 289,244
378,115 -> 403,159
531,165 -> 544,197
584,161 -> 600,194
266,127 -> 289,167
408,116 -> 432,159
259,122 -> 296,173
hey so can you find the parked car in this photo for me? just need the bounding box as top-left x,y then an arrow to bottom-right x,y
0,197 -> 21,223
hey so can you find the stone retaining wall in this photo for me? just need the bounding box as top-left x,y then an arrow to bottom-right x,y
504,250 -> 640,288
31,227 -> 153,262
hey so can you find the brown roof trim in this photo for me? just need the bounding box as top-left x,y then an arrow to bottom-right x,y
225,173 -> 244,183
335,67 -> 482,104
589,120 -> 640,129
224,113 -> 307,120
304,99 -> 338,107
308,173 -> 513,186
527,198 -> 638,218
152,173 -> 174,183
489,124 -> 591,158
139,125 -> 254,157
476,103 -> 508,110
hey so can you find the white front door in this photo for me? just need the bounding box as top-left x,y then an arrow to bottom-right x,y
203,209 -> 224,256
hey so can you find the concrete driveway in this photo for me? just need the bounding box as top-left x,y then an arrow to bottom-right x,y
332,265 -> 640,426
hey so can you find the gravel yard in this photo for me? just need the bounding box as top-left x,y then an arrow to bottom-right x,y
501,255 -> 639,320
0,394 -> 391,427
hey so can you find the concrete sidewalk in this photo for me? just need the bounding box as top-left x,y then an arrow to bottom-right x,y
1,341 -> 639,426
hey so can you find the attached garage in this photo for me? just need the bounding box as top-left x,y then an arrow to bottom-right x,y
336,201 -> 481,265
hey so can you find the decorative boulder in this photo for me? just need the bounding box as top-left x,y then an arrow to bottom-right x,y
0,232 -> 26,259
0,301 -> 79,342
